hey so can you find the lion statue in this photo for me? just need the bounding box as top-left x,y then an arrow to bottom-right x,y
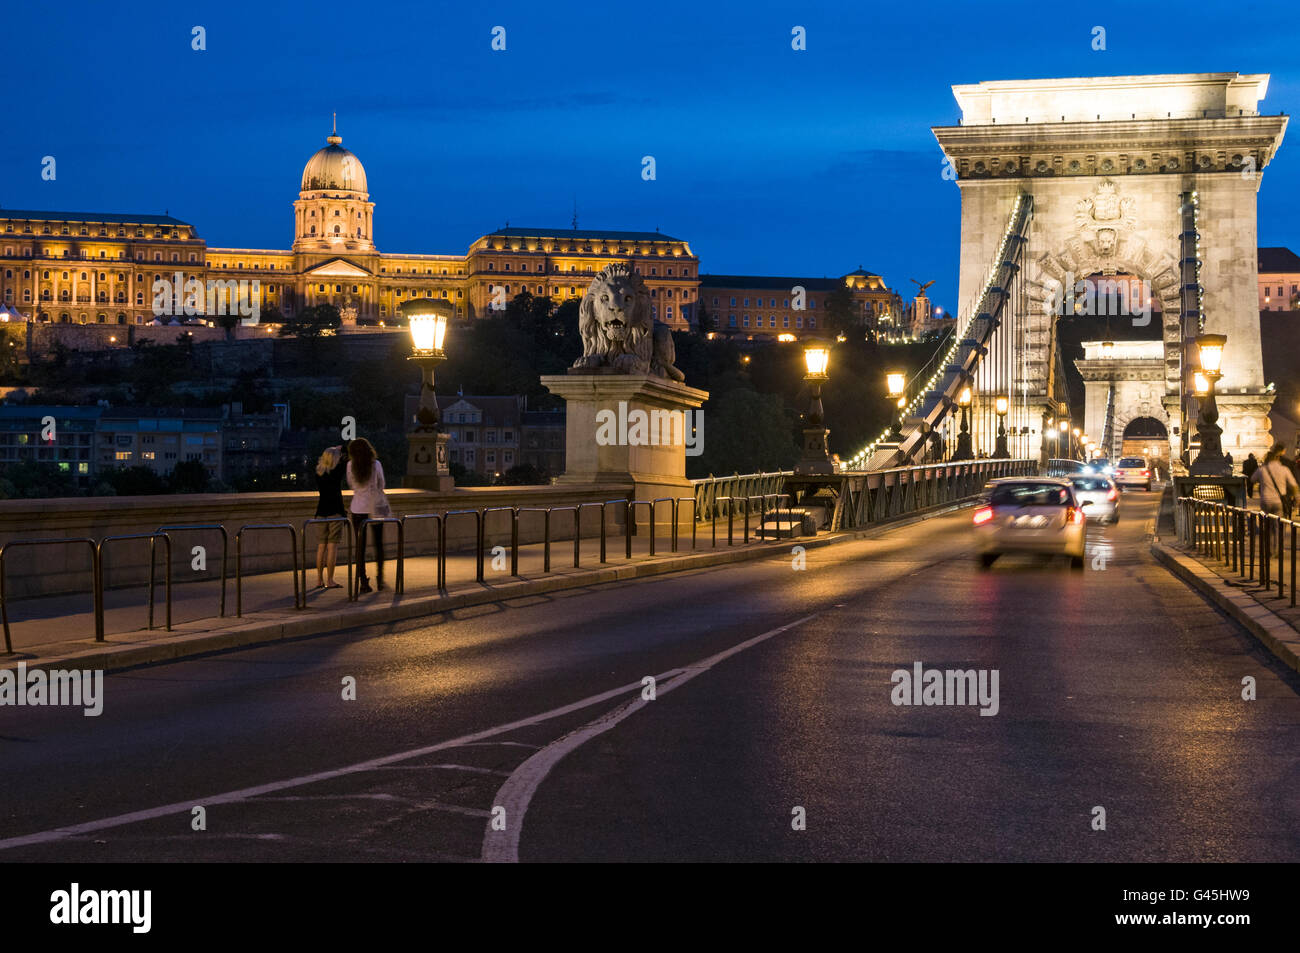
572,262 -> 685,381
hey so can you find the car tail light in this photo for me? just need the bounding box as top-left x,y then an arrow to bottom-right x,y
1141,469 -> 1150,477
973,506 -> 994,525
1069,506 -> 1085,525
1107,487 -> 1118,501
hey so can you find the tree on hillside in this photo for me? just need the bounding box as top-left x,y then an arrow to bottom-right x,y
278,304 -> 341,339
822,285 -> 858,336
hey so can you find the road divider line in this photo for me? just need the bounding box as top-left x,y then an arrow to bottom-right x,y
0,670 -> 689,852
481,613 -> 821,863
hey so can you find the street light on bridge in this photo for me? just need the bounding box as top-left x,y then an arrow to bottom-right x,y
886,371 -> 906,443
797,342 -> 834,475
1189,332 -> 1231,476
994,395 -> 1009,458
955,385 -> 973,460
401,298 -> 455,491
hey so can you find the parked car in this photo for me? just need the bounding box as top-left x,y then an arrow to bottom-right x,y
973,477 -> 1088,569
1068,474 -> 1120,523
1113,456 -> 1154,491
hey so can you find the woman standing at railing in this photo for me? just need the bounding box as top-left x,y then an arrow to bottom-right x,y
313,445 -> 348,590
347,438 -> 391,593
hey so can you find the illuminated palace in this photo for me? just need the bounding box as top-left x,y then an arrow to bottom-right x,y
0,125 -> 902,339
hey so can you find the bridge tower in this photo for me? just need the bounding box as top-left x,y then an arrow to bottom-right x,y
933,73 -> 1287,468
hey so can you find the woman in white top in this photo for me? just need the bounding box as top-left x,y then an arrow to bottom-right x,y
346,438 -> 389,592
1250,443 -> 1299,517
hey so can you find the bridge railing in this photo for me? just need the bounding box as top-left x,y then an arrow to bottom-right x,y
832,458 -> 1038,529
691,471 -> 793,521
1176,496 -> 1297,607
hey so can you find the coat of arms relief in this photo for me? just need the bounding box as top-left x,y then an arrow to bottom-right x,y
1075,179 -> 1136,258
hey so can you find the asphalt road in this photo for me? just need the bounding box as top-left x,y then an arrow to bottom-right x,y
3,490 -> 1298,862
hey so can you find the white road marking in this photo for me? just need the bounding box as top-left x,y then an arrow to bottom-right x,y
0,670 -> 686,852
480,613 -> 821,863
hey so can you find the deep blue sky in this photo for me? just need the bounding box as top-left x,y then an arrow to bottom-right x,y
4,0 -> 1299,313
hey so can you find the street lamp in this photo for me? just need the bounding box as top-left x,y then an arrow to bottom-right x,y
401,298 -> 455,490
955,385 -> 973,459
886,370 -> 906,442
798,343 -> 834,474
994,395 -> 1009,458
1189,332 -> 1230,476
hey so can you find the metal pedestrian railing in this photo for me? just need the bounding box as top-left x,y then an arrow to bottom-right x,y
235,524 -> 301,616
300,517 -> 355,603
1177,496 -> 1297,607
97,533 -> 173,632
157,523 -> 229,618
0,538 -> 101,651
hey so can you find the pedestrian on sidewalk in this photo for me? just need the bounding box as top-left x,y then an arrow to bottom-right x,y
347,438 -> 391,593
1249,443 -> 1298,517
1242,452 -> 1258,497
313,444 -> 348,589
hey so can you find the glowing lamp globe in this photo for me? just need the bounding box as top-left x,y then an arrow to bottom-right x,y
1195,333 -> 1226,378
804,344 -> 830,377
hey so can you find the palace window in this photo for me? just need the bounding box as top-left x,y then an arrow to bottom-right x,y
743,314 -> 750,327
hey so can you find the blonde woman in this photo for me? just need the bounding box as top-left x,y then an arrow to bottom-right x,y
313,444 -> 347,589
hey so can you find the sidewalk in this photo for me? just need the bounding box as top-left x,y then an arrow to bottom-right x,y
1151,535 -> 1300,674
0,522 -> 841,672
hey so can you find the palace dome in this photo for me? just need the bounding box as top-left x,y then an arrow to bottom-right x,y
301,131 -> 367,193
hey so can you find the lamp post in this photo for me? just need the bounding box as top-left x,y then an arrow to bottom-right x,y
955,385 -> 973,460
886,371 -> 906,443
994,395 -> 1009,458
798,343 -> 834,474
1189,332 -> 1230,476
401,298 -> 456,491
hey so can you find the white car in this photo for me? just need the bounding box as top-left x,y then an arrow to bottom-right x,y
1068,474 -> 1120,524
1113,456 -> 1154,491
974,477 -> 1088,569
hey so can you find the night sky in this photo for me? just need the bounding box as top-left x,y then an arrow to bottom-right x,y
4,0 -> 1299,313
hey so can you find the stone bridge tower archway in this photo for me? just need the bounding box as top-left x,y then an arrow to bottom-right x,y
934,73 -> 1288,467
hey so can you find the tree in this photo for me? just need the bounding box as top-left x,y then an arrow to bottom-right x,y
169,459 -> 211,493
695,302 -> 715,335
98,465 -> 169,496
279,303 -> 341,339
496,463 -> 549,485
0,459 -> 80,498
687,387 -> 798,479
822,285 -> 858,336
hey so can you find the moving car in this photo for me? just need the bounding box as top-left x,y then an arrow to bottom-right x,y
1046,458 -> 1089,478
1113,456 -> 1154,491
1085,458 -> 1114,476
973,477 -> 1088,569
1068,473 -> 1120,523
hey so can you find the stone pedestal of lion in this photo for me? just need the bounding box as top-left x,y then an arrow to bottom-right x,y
541,263 -> 708,529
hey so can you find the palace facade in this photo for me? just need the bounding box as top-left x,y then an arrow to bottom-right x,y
0,125 -> 911,341
0,126 -> 701,332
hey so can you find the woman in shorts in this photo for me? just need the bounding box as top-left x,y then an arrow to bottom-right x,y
313,445 -> 348,589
